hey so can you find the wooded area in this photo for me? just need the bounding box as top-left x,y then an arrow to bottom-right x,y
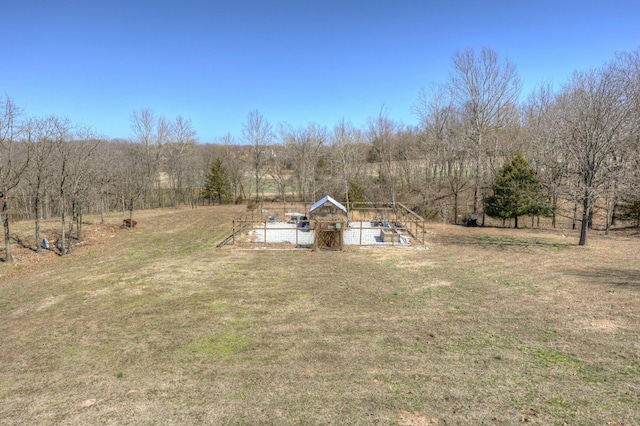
1,47 -> 639,260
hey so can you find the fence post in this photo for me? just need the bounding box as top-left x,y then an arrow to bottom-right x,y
392,224 -> 395,246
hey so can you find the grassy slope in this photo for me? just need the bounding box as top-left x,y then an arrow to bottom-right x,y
1,207 -> 639,425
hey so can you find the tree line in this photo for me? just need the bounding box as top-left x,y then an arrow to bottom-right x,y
1,47 -> 639,261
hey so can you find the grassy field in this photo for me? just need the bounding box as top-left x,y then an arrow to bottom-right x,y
1,206 -> 639,425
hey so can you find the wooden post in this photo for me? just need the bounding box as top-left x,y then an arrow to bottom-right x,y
232,220 -> 236,245
313,229 -> 318,251
389,224 -> 394,246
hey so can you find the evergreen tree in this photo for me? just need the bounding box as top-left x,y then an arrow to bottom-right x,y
485,153 -> 551,228
615,195 -> 640,227
203,158 -> 230,205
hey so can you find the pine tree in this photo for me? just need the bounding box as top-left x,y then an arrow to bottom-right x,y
485,153 -> 551,228
203,158 -> 230,205
615,195 -> 640,227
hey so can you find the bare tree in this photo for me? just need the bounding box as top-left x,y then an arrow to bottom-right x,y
52,119 -> 72,255
557,65 -> 631,245
242,110 -> 273,202
0,96 -> 27,262
182,147 -> 208,208
524,83 -> 567,228
154,115 -> 172,207
281,122 -> 327,202
270,125 -> 295,202
114,142 -> 147,228
367,106 -> 398,204
414,84 -> 451,181
217,134 -> 248,203
330,119 -> 364,210
610,49 -> 640,228
448,47 -> 522,215
68,132 -> 102,247
130,108 -> 159,208
414,85 -> 472,222
24,116 -> 57,252
393,126 -> 422,197
166,116 -> 197,207
50,119 -> 101,255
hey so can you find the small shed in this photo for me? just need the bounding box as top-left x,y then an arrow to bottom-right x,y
309,195 -> 348,250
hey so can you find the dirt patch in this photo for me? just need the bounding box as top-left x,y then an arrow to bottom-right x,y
397,411 -> 441,425
0,220 -> 126,270
584,318 -> 620,331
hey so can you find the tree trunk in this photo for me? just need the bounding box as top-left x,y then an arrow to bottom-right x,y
67,202 -> 74,255
551,192 -> 558,228
129,199 -> 134,229
100,194 -> 105,225
77,210 -> 82,241
453,192 -> 458,225
605,188 -> 612,235
2,200 -> 13,263
579,198 -> 589,246
60,201 -> 66,256
607,177 -> 617,228
481,190 -> 486,226
473,161 -> 480,214
35,193 -> 42,254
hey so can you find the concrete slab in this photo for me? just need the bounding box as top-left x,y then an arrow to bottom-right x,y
249,221 -> 412,246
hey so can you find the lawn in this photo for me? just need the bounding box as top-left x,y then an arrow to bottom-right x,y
1,206 -> 639,425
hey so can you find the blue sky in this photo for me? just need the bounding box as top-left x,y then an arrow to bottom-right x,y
3,0 -> 639,142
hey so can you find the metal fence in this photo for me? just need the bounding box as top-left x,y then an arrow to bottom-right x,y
217,202 -> 427,249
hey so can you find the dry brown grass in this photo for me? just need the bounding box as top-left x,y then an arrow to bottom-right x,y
1,206 -> 639,425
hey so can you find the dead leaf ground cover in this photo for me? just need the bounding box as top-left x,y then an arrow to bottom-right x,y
1,207 -> 639,425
